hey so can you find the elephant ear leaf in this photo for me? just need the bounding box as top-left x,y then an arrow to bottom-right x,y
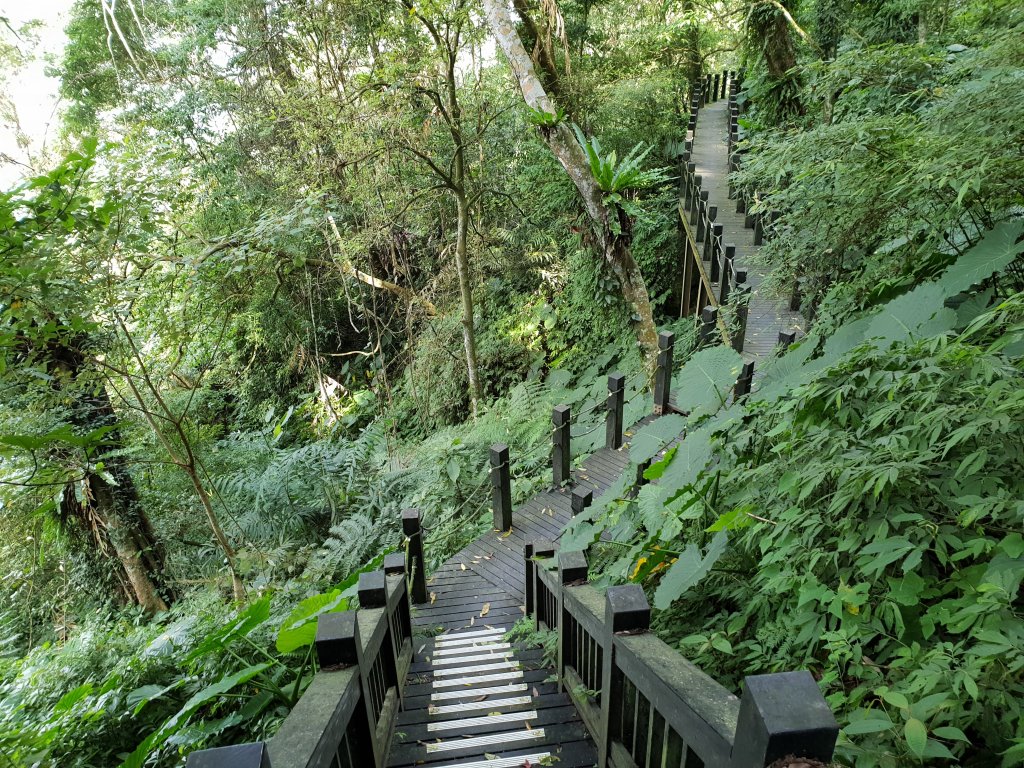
653,530 -> 728,609
672,346 -> 743,419
120,663 -> 271,768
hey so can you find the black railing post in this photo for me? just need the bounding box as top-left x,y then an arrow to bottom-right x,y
712,73 -> 720,101
598,584 -> 651,768
699,306 -> 719,347
732,271 -> 749,353
315,612 -> 383,768
737,190 -> 747,214
490,443 -> 512,531
571,487 -> 593,516
629,458 -> 652,499
524,540 -> 556,630
734,361 -> 755,400
729,672 -> 839,768
696,192 -> 711,241
186,744 -> 270,768
709,223 -> 724,279
556,549 -> 589,693
790,282 -> 803,312
653,331 -> 674,415
753,212 -> 765,245
552,404 -> 571,487
383,552 -> 412,654
401,509 -> 428,604
605,373 -> 625,449
684,163 -> 697,210
357,571 -> 399,691
778,331 -> 796,350
690,181 -> 703,225
720,245 -> 736,304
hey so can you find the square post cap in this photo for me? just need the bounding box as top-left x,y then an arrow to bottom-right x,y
525,539 -> 557,560
559,549 -> 589,584
571,487 -> 593,515
702,306 -> 719,323
358,570 -> 387,608
658,331 -> 675,350
730,671 -> 839,767
552,404 -> 571,426
490,443 -> 510,464
401,508 -> 422,535
383,552 -> 406,575
186,743 -> 271,768
608,372 -> 626,392
605,584 -> 651,633
699,190 -> 709,201
315,611 -> 359,668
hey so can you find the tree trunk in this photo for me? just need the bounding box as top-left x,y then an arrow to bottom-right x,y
74,475 -> 170,614
455,192 -> 482,416
55,346 -> 172,614
480,0 -> 660,370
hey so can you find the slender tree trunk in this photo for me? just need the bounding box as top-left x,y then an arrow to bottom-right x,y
113,319 -> 247,603
54,345 -> 171,614
455,192 -> 482,416
82,475 -> 169,614
480,0 -> 660,370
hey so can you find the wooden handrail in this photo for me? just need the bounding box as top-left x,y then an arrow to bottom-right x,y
186,545 -> 415,768
527,546 -> 839,768
677,203 -> 731,347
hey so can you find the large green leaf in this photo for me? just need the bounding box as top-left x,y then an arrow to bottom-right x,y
938,220 -> 1023,291
121,663 -> 271,768
657,423 -> 715,496
652,530 -> 728,609
629,414 -> 685,464
276,590 -> 349,654
671,346 -> 743,419
866,282 -> 956,347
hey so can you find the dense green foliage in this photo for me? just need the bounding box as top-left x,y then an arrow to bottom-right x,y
1,0 -> 1021,766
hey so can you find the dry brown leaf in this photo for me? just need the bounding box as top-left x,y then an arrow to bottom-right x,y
470,615 -> 476,626
460,563 -> 467,571
480,603 -> 490,617
430,592 -> 437,604
532,686 -> 540,697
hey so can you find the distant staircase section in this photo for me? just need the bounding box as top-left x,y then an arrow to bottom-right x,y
675,71 -> 805,375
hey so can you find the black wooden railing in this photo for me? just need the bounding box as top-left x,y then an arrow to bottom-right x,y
676,72 -> 755,353
186,532 -> 421,768
525,546 -> 839,768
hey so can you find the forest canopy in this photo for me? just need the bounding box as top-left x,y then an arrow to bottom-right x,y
1,1 -> 1022,766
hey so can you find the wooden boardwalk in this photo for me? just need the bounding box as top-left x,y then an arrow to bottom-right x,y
691,99 -> 803,361
386,93 -> 805,768
387,425 -> 646,767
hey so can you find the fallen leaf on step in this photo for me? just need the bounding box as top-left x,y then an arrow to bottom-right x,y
480,603 -> 490,617
430,592 -> 436,604
500,528 -> 512,538
488,711 -> 501,716
470,615 -> 475,626
532,686 -> 540,697
460,563 -> 467,571
484,754 -> 498,760
418,644 -> 425,654
472,695 -> 487,702
525,721 -> 532,730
